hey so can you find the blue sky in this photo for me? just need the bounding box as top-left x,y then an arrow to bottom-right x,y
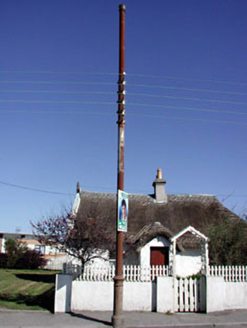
1,0 -> 247,233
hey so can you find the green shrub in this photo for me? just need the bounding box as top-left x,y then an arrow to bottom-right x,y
15,250 -> 47,270
0,253 -> 7,268
5,239 -> 27,268
4,238 -> 47,269
208,218 -> 247,265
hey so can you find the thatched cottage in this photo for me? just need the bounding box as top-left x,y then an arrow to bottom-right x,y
73,169 -> 239,277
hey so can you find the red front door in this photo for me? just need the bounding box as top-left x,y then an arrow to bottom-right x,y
150,247 -> 169,266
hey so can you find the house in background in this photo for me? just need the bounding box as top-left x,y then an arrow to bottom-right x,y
73,169 -> 239,276
0,232 -> 70,270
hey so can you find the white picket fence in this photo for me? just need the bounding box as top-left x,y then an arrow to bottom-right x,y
63,263 -> 170,281
208,265 -> 247,282
63,264 -> 247,283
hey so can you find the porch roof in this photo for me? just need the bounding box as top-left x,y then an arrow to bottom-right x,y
171,226 -> 209,249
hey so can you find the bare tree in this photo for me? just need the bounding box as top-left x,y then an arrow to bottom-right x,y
31,211 -> 115,266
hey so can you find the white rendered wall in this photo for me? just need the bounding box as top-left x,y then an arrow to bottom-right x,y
175,249 -> 202,277
54,274 -> 72,313
71,281 -> 152,312
123,282 -> 152,311
140,236 -> 170,267
55,275 -> 247,313
45,254 -> 69,270
156,277 -> 174,313
72,281 -> 113,311
223,282 -> 247,310
207,276 -> 247,312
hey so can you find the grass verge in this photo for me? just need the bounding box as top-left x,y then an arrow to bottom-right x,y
0,268 -> 60,312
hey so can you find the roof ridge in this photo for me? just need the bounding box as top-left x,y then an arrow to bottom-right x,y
80,190 -> 217,198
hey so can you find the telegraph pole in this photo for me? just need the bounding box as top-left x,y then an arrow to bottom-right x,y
112,4 -> 126,328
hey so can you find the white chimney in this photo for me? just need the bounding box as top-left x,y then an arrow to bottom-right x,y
152,169 -> 167,203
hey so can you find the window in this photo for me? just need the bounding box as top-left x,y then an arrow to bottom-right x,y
35,245 -> 45,254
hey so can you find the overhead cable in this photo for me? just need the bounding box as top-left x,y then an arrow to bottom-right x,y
128,83 -> 247,97
128,102 -> 247,116
1,99 -> 247,116
1,80 -> 247,97
1,70 -> 247,87
0,100 -> 115,106
0,89 -> 114,96
0,80 -> 116,86
128,92 -> 247,107
0,108 -> 247,125
127,73 -> 247,87
1,89 -> 247,107
0,180 -> 72,195
0,180 -> 246,199
0,70 -> 117,76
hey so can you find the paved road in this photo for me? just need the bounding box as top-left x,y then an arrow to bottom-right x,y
0,309 -> 247,328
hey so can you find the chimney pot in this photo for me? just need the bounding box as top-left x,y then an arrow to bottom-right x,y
157,168 -> 162,179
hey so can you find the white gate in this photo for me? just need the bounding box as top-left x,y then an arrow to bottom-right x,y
175,277 -> 206,312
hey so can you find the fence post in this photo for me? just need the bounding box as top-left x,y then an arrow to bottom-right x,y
63,263 -> 67,274
199,276 -> 206,312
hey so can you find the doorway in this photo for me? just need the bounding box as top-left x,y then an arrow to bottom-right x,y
150,247 -> 169,266
150,246 -> 169,312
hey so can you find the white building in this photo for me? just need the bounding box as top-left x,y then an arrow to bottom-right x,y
0,232 -> 72,270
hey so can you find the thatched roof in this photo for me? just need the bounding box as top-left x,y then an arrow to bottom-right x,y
127,221 -> 184,252
76,190 -> 239,241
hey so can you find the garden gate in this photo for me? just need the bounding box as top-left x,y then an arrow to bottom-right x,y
174,276 -> 206,312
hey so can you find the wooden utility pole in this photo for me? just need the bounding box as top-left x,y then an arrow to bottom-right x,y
112,4 -> 126,328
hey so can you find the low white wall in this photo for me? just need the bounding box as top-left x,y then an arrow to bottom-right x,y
206,276 -> 247,313
54,274 -> 72,313
123,282 -> 152,311
71,281 -> 153,312
55,274 -> 247,313
223,282 -> 247,310
156,277 -> 174,313
72,281 -> 113,311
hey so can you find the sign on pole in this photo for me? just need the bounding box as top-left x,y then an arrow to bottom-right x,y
117,190 -> 128,232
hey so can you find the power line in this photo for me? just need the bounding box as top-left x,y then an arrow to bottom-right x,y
128,83 -> 247,97
1,80 -> 247,97
2,89 -> 247,107
1,99 -> 247,116
0,180 -> 72,195
216,194 -> 247,198
0,89 -> 114,96
0,70 -> 118,76
0,100 -> 115,106
127,112 -> 247,126
0,180 -> 115,194
128,92 -> 247,107
0,179 -> 246,198
0,109 -> 115,115
0,108 -> 247,126
128,102 -> 247,116
127,73 -> 247,87
1,70 -> 247,87
0,80 -> 116,86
